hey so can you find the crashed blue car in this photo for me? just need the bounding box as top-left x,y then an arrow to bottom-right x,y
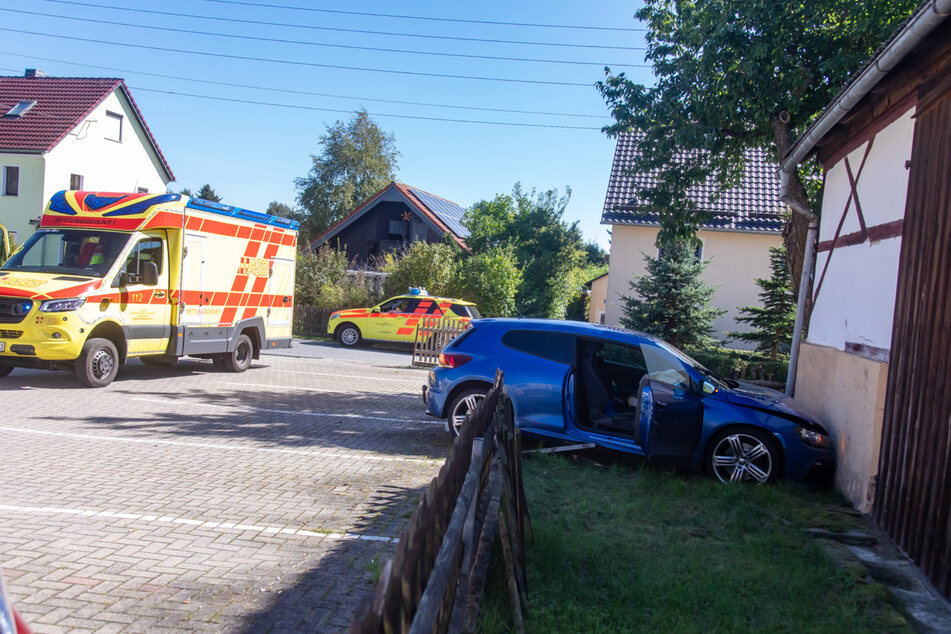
422,319 -> 834,484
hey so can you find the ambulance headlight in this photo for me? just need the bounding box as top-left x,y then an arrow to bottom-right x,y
39,297 -> 86,312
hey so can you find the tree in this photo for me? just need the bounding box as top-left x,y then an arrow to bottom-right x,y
195,184 -> 221,202
295,109 -> 399,244
381,241 -> 456,298
464,184 -> 584,318
266,201 -> 296,218
620,240 -> 723,349
295,244 -> 378,308
455,247 -> 522,317
598,0 -> 917,298
728,245 -> 796,359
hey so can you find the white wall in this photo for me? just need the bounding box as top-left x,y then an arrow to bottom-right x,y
604,224 -> 781,346
0,153 -> 46,244
806,107 -> 915,352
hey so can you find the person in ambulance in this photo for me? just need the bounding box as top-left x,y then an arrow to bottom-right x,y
327,288 -> 480,347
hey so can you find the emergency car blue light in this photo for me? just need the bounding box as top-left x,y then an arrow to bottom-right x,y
13,300 -> 33,316
409,287 -> 428,295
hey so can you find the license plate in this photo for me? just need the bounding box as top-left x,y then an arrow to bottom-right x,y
0,342 -> 5,352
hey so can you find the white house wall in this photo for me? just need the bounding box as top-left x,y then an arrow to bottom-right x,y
42,90 -> 168,210
0,153 -> 45,244
604,224 -> 781,346
806,107 -> 915,352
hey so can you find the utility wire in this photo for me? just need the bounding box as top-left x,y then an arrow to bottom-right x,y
0,51 -> 607,119
1,27 -> 597,87
198,0 -> 646,33
127,86 -> 603,130
2,8 -> 645,69
40,0 -> 645,52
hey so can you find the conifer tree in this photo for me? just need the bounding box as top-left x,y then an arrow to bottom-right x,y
620,239 -> 723,349
728,245 -> 796,359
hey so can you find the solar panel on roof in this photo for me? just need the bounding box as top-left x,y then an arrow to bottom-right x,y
407,187 -> 470,238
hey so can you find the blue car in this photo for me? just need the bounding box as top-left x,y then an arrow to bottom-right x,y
422,319 -> 834,484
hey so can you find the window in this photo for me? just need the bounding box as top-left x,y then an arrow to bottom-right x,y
70,174 -> 84,190
105,111 -> 123,142
410,222 -> 427,241
449,304 -> 481,319
2,166 -> 19,196
4,100 -> 36,118
136,187 -> 149,193
598,342 -> 647,370
378,298 -> 416,313
388,219 -> 407,239
501,330 -> 575,365
123,238 -> 164,280
641,343 -> 690,389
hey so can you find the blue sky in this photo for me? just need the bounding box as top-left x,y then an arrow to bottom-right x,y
0,0 -> 652,249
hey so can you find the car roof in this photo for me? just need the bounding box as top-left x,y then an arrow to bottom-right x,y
390,294 -> 476,306
471,318 -> 663,344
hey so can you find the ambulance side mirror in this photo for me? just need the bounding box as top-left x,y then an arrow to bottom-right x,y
141,261 -> 159,286
372,307 -> 381,313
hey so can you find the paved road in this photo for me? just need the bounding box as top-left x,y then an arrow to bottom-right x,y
0,346 -> 449,632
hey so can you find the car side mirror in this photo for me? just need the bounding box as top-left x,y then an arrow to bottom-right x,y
142,261 -> 159,286
702,380 -> 717,395
371,307 -> 381,313
113,271 -> 129,288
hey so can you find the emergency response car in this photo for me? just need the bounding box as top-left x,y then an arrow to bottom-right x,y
0,190 -> 298,387
328,289 -> 480,346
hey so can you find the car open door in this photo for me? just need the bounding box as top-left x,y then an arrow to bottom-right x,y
640,343 -> 703,462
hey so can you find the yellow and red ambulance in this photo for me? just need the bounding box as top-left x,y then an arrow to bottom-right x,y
327,289 -> 480,346
0,190 -> 298,387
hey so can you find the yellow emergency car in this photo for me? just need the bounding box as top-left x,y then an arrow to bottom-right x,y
328,289 -> 480,346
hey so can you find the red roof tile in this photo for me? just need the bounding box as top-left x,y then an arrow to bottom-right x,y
0,75 -> 173,181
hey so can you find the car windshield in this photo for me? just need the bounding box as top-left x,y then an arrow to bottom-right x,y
656,340 -> 733,388
2,228 -> 131,278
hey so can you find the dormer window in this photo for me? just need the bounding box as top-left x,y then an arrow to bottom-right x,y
3,100 -> 36,118
105,111 -> 123,142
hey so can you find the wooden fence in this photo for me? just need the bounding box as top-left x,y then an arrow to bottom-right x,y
293,305 -> 335,337
350,370 -> 530,633
412,317 -> 469,367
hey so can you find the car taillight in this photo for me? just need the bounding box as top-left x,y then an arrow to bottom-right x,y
438,352 -> 471,368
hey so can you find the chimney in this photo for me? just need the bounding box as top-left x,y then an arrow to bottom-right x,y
24,69 -> 47,78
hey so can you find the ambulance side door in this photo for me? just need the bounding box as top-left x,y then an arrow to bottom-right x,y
116,234 -> 172,355
181,234 -> 206,324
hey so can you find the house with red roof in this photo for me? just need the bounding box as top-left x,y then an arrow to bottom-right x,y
0,70 -> 174,243
309,181 -> 468,264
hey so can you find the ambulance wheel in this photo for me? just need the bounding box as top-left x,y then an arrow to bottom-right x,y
336,323 -> 362,347
0,362 -> 13,377
75,338 -> 119,388
221,334 -> 253,372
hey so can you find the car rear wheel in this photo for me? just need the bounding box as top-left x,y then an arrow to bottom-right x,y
707,427 -> 781,484
447,388 -> 487,438
336,323 -> 362,347
219,334 -> 253,372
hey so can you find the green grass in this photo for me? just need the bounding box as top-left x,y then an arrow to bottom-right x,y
478,455 -> 911,633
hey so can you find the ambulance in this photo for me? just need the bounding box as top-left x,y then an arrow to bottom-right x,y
0,190 -> 298,387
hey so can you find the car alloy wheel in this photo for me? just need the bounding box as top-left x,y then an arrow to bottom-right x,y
710,430 -> 776,484
449,389 -> 486,437
338,325 -> 361,347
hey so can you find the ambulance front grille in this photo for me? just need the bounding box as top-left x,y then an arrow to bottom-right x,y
0,330 -> 22,339
0,298 -> 32,324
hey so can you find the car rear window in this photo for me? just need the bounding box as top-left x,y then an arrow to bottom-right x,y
445,324 -> 477,349
449,303 -> 480,319
501,330 -> 575,365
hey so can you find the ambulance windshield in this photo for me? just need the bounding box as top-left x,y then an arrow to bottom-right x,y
2,228 -> 132,278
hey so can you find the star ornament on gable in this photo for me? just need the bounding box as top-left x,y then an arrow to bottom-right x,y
401,211 -> 412,222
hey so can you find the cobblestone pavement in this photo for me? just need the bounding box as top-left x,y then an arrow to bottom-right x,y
0,348 -> 449,632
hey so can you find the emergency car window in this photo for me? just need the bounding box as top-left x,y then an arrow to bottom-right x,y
124,239 -> 164,278
379,298 -> 417,313
449,304 -> 480,319
3,229 -> 128,277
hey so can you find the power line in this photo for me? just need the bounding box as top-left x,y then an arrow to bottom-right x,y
196,0 -> 647,33
1,27 -> 597,87
2,8 -> 646,69
40,0 -> 645,52
127,86 -> 603,130
0,51 -> 607,119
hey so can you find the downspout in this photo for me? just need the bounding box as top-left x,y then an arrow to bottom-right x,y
778,0 -> 951,396
779,169 -> 817,396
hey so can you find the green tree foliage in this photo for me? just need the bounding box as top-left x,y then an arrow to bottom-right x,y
266,201 -> 296,218
295,244 -> 378,308
455,247 -> 522,317
597,0 -> 916,285
728,245 -> 796,359
195,184 -> 221,202
295,109 -> 399,244
620,240 -> 723,349
381,241 -> 457,298
464,184 -> 584,318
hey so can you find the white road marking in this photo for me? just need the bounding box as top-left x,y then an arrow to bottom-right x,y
0,504 -> 395,542
228,382 -> 419,399
129,397 -> 439,424
0,426 -> 441,464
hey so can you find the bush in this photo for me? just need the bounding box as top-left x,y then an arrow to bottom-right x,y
686,346 -> 789,384
381,241 -> 457,298
455,246 -> 521,317
296,245 -> 379,309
